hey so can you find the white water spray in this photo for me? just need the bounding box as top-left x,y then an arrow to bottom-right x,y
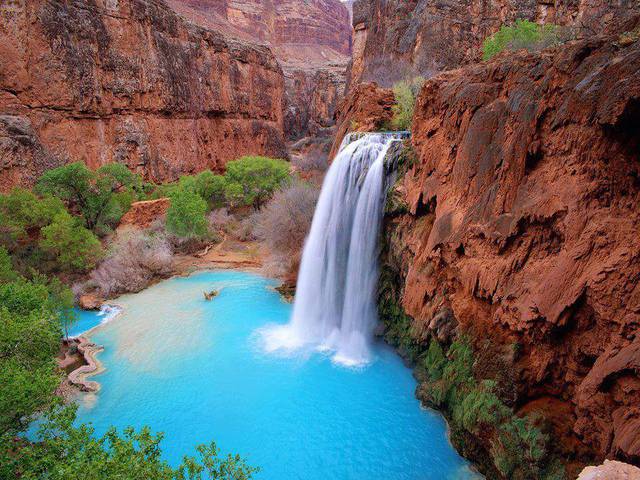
262,132 -> 405,366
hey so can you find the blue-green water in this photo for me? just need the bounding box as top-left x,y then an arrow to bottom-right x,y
75,270 -> 479,480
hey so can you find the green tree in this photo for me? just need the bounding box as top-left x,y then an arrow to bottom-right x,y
0,247 -> 17,283
36,162 -> 139,232
1,406 -> 258,480
482,19 -> 561,60
39,212 -> 103,272
224,157 -> 290,209
0,189 -> 66,249
178,171 -> 227,208
391,77 -> 424,131
166,188 -> 208,239
0,276 -> 62,435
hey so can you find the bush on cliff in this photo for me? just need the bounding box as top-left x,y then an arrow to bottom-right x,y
36,162 -> 141,233
416,335 -> 558,479
391,77 -> 424,131
482,19 -> 563,60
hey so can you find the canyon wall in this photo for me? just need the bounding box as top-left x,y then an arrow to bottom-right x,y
168,0 -> 352,140
349,0 -> 640,87
0,0 -> 286,191
377,33 -> 640,478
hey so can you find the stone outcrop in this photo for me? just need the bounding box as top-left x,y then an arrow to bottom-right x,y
328,82 -> 395,159
348,0 -> 640,87
0,0 -> 286,191
118,198 -> 170,230
377,34 -> 640,476
577,460 -> 640,480
168,0 -> 352,140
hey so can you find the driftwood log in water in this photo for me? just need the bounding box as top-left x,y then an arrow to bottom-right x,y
203,290 -> 219,301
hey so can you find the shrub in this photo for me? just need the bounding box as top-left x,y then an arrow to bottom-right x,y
0,405 -> 259,480
39,212 -> 103,273
482,19 -> 562,61
0,247 -> 17,283
491,416 -> 548,478
207,208 -> 235,235
391,77 -> 424,131
253,180 -> 319,273
37,162 -> 139,232
453,380 -> 510,435
0,274 -> 68,435
291,150 -> 328,173
0,188 -> 66,248
90,230 -> 173,298
166,188 -> 208,239
224,156 -> 290,209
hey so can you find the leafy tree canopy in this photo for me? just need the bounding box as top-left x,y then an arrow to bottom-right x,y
166,188 -> 209,239
224,157 -> 290,209
39,212 -> 103,273
36,162 -> 140,232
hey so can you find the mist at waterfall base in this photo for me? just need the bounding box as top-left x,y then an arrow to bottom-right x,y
75,271 -> 479,479
261,133 -> 403,367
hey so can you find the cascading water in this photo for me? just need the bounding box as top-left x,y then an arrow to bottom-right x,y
262,132 -> 406,366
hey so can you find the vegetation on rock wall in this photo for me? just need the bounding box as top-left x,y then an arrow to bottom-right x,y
377,221 -> 566,479
390,78 -> 424,131
482,19 -> 564,60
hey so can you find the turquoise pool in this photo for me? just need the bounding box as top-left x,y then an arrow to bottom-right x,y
75,270 -> 479,480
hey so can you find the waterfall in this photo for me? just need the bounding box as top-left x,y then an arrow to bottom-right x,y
262,132 -> 406,366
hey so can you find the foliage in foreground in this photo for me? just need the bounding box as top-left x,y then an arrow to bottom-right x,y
0,260 -> 71,435
390,77 -> 425,131
0,241 -> 257,480
0,406 -> 258,480
482,19 -> 563,60
418,336 -> 563,479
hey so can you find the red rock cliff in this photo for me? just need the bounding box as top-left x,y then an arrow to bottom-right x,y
0,0 -> 286,191
349,0 -> 640,87
168,0 -> 352,140
380,34 -> 640,475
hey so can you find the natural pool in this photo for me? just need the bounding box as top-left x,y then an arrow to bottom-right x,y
75,270 -> 480,480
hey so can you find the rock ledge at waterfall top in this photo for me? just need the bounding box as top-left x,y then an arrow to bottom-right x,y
0,0 -> 286,191
371,33 -> 640,475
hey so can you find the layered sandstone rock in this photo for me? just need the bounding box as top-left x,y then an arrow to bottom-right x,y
0,0 -> 286,191
577,460 -> 640,479
378,34 -> 640,474
168,0 -> 352,140
349,0 -> 640,87
328,82 -> 395,158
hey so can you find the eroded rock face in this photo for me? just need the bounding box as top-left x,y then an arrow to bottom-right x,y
349,0 -> 640,87
328,82 -> 395,159
577,460 -> 640,480
380,35 -> 640,471
168,0 -> 352,140
0,0 -> 286,191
